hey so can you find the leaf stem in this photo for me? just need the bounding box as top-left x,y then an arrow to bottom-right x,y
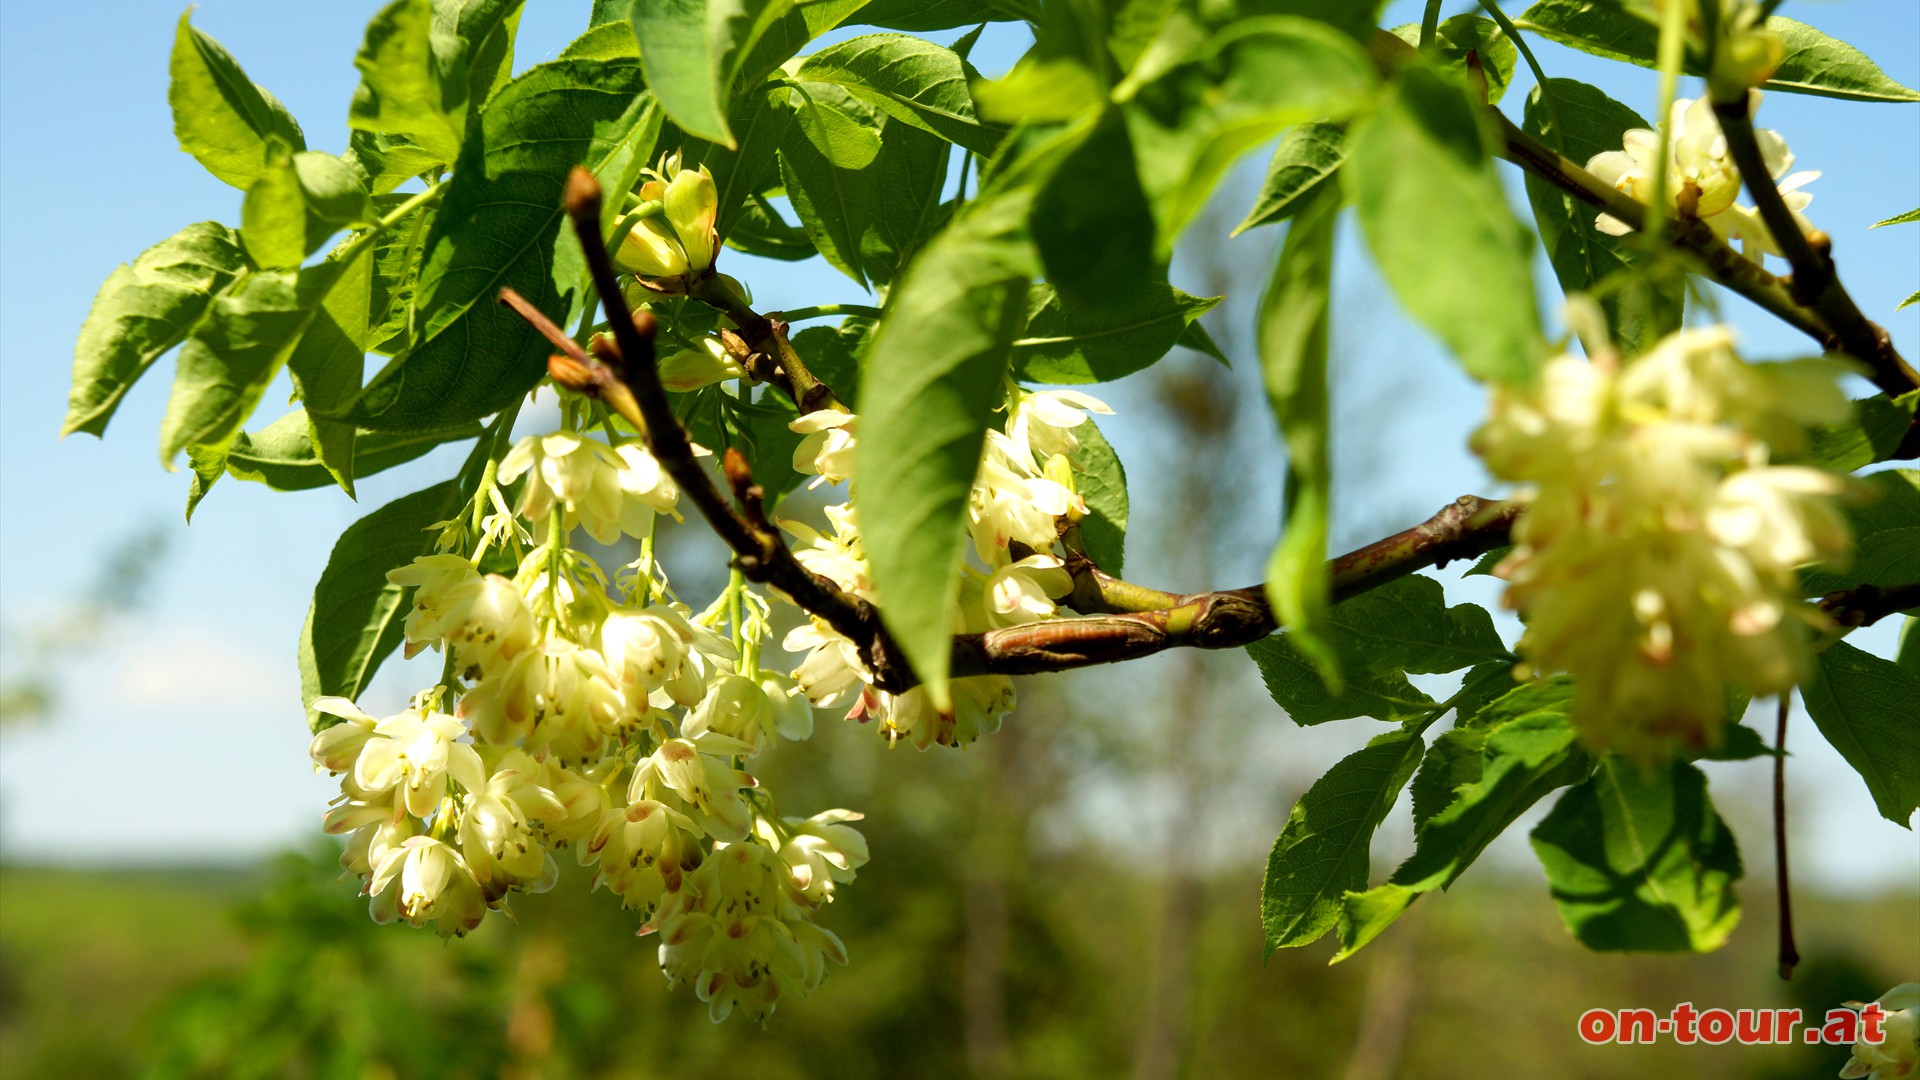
776,304 -> 884,323
1418,0 -> 1445,49
1773,692 -> 1799,980
1644,0 -> 1688,251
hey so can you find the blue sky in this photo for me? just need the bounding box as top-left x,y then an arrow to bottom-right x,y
0,1 -> 1915,893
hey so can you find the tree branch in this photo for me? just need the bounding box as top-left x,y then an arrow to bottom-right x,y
1710,92 -> 1920,399
1368,31 -> 1918,417
948,496 -> 1521,679
689,275 -> 849,414
546,168 -> 900,681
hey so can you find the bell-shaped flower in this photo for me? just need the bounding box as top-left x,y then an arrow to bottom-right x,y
662,162 -> 719,274
1841,983 -> 1920,1080
982,553 -> 1074,628
659,337 -> 745,392
781,503 -> 869,596
309,697 -> 380,773
631,736 -> 756,840
784,618 -> 868,708
368,835 -> 488,937
766,809 -> 868,906
790,410 -> 857,486
1007,387 -> 1113,464
444,573 -> 537,676
969,435 -> 1084,563
1586,94 -> 1816,261
384,554 -> 482,657
599,606 -> 690,693
458,749 -> 566,887
1473,318 -> 1853,761
332,702 -> 481,818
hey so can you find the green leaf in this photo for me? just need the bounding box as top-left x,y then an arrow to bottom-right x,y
789,318 -> 869,402
345,130 -> 446,195
285,240 -> 376,494
727,196 -> 818,260
1348,63 -> 1544,385
1330,573 -> 1513,675
1248,635 -> 1437,726
1874,208 -> 1920,229
1516,3 -> 1920,103
184,444 -> 226,521
344,60 -> 654,433
1259,185 -> 1338,680
65,222 -> 248,438
975,55 -> 1106,126
735,0 -> 875,89
856,0 -> 1014,31
797,34 -> 1002,155
1233,121 -> 1345,236
776,82 -> 887,284
683,83 -> 796,242
1799,393 -> 1920,473
226,410 -> 481,492
455,0 -> 525,109
1410,726 -> 1487,833
633,0 -> 732,145
855,194 -> 1038,707
1263,726 -> 1426,952
1026,110 -> 1160,316
1124,17 -> 1376,250
562,20 -> 642,60
242,151 -> 376,269
1389,15 -> 1518,104
1521,79 -> 1682,355
1897,617 -> 1917,676
168,13 -> 306,190
1010,284 -> 1219,384
1802,469 -> 1920,595
299,480 -> 464,729
1177,318 -> 1230,365
1803,640 -> 1920,827
365,195 -> 439,353
635,0 -> 801,146
1073,417 -> 1128,575
349,0 -> 469,164
1531,759 -> 1743,952
159,261 -> 351,467
1335,705 -> 1590,960
1248,575 -> 1511,725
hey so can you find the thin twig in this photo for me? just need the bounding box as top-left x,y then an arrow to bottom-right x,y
1773,692 -> 1799,981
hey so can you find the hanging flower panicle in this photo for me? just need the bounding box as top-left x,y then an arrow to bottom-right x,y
1472,308 -> 1854,760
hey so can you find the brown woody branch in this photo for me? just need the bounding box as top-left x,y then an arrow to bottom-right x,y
1710,92 -> 1920,400
688,276 -> 848,414
546,168 -> 901,683
949,496 -> 1520,679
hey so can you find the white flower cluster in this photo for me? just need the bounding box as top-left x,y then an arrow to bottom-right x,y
310,427 -> 866,1022
780,387 -> 1111,749
1473,313 -> 1853,759
1587,93 -> 1818,260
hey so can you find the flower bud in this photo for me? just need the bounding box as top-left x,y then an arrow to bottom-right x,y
658,337 -> 745,392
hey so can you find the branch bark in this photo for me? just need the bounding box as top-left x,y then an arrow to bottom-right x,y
1710,92 -> 1920,400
